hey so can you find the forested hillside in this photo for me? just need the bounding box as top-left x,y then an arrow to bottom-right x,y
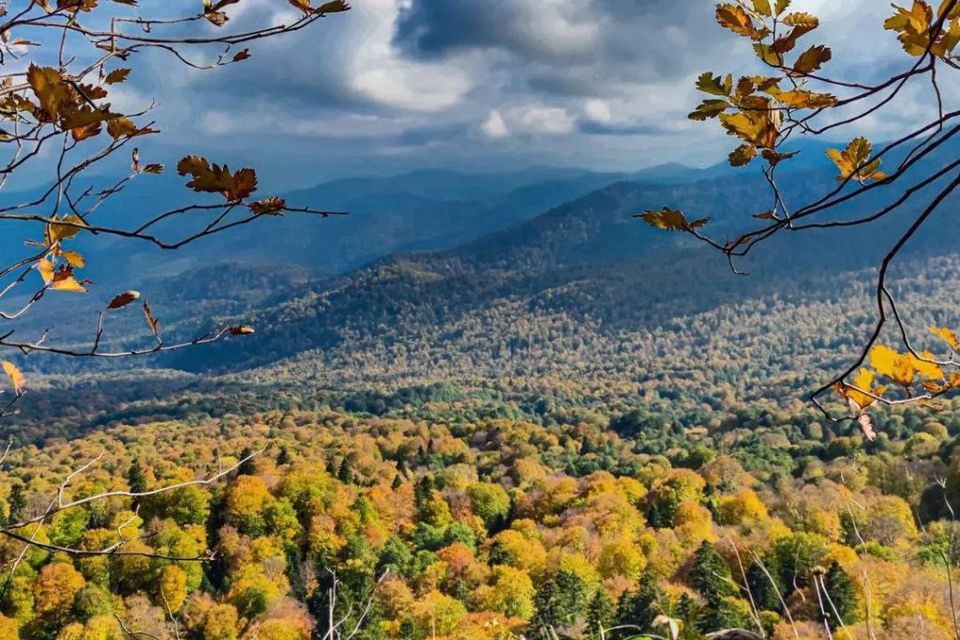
3,403 -> 960,640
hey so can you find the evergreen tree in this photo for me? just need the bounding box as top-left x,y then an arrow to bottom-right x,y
691,542 -> 748,634
391,474 -> 403,490
414,475 -> 435,511
614,571 -> 662,638
746,557 -> 785,613
127,460 -> 148,494
696,597 -> 752,635
531,570 -> 587,634
126,461 -> 147,511
824,561 -> 860,626
6,484 -> 24,524
238,447 -> 257,475
587,589 -> 614,639
337,457 -> 355,484
276,446 -> 291,465
691,542 -> 737,601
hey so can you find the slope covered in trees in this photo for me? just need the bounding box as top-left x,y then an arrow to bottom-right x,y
3,405 -> 960,640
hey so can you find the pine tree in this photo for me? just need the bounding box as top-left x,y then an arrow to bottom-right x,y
276,447 -> 291,465
414,475 -> 435,510
824,561 -> 860,626
127,460 -> 148,494
691,542 -> 747,634
587,590 -> 614,639
126,460 -> 148,511
614,571 -> 662,638
391,474 -> 403,490
238,447 -> 256,475
531,570 -> 587,634
337,457 -> 355,484
7,484 -> 25,524
691,542 -> 737,601
746,557 -> 784,613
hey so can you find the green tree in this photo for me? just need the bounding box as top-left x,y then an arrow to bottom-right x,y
691,542 -> 737,601
824,561 -> 860,626
7,485 -> 25,524
587,590 -> 615,639
530,570 -> 587,634
614,571 -> 662,638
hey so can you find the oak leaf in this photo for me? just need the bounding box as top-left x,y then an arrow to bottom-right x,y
638,208 -> 710,232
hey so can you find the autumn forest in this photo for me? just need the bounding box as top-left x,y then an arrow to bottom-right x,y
1,1 -> 960,640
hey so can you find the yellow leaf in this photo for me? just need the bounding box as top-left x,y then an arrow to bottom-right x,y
695,72 -> 732,97
729,143 -> 757,167
107,117 -> 137,139
752,0 -> 772,17
827,137 -> 885,184
911,352 -> 944,381
870,345 -> 914,388
770,88 -> 837,109
61,250 -> 85,268
885,1 -> 934,56
932,325 -> 960,350
688,99 -> 730,121
716,4 -> 769,39
45,215 -> 87,245
1,361 -> 25,395
835,368 -> 884,412
782,11 -> 819,28
52,275 -> 86,292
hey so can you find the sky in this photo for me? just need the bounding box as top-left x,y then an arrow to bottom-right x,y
70,0 -> 960,188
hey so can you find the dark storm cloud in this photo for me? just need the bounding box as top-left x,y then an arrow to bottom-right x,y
393,0 -> 723,94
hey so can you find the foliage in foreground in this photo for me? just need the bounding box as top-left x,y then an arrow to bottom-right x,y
1,409 -> 960,640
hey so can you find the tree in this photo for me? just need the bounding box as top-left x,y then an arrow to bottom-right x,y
639,0 -> 960,432
691,542 -> 737,601
0,0 -> 351,566
127,460 -> 148,495
34,562 -> 85,624
823,561 -> 859,626
530,569 -> 588,634
614,571 -> 663,638
586,589 -> 615,639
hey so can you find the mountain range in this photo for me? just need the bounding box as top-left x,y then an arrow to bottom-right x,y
6,139 -> 960,438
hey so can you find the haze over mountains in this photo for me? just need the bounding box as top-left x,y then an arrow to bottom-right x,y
7,137 -> 960,437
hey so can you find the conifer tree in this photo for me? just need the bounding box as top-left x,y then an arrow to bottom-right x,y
614,571 -> 662,637
6,485 -> 24,525
691,542 -> 737,601
824,561 -> 860,626
587,589 -> 615,639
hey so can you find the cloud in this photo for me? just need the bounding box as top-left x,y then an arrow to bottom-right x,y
111,0 -> 948,185
481,111 -> 510,139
